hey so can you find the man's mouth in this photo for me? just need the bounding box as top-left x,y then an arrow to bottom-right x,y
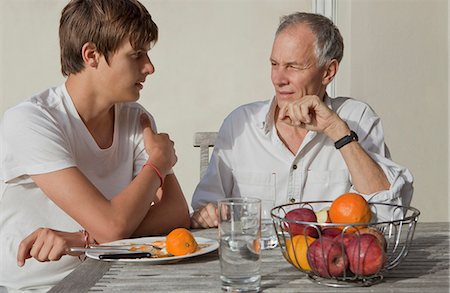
277,91 -> 295,98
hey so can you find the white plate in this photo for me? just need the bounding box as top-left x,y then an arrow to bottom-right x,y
86,236 -> 218,263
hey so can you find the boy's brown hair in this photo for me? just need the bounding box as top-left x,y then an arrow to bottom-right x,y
59,0 -> 158,76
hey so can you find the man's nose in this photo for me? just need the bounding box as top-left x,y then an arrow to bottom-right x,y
271,68 -> 288,86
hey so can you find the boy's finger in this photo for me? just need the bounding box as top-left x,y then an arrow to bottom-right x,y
140,113 -> 156,135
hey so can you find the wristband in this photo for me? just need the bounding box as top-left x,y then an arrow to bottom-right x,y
334,130 -> 358,149
142,163 -> 164,187
79,229 -> 89,248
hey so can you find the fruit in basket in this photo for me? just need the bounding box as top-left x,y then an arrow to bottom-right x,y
329,193 -> 372,230
285,235 -> 315,271
307,237 -> 348,278
333,231 -> 356,248
315,208 -> 331,224
346,233 -> 386,276
285,208 -> 319,238
321,227 -> 343,239
358,227 -> 387,251
166,228 -> 198,256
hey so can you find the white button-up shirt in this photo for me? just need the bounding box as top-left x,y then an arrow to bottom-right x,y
191,96 -> 413,221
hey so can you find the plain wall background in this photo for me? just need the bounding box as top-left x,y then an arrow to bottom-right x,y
0,0 -> 448,222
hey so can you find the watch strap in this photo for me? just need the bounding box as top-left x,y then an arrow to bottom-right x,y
334,130 -> 358,149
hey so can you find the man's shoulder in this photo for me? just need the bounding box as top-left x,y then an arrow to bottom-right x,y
227,99 -> 271,120
331,96 -> 378,117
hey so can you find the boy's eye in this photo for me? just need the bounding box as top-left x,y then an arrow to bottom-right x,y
132,51 -> 144,58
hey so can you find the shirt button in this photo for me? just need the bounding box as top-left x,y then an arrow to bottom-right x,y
289,198 -> 296,203
292,165 -> 297,170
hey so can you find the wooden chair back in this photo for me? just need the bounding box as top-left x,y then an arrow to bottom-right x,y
193,132 -> 218,179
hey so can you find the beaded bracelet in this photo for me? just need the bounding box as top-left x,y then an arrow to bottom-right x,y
142,163 -> 164,187
79,229 -> 89,248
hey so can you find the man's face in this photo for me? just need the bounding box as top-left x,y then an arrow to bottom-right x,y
96,39 -> 154,103
270,23 -> 326,109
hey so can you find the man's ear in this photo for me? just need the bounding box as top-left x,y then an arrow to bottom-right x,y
81,42 -> 100,68
322,59 -> 339,85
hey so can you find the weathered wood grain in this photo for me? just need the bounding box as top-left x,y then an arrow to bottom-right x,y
50,222 -> 449,293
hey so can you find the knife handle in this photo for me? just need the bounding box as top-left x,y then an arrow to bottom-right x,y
99,252 -> 151,259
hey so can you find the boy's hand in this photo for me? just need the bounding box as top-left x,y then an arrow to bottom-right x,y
17,228 -> 85,267
140,113 -> 177,175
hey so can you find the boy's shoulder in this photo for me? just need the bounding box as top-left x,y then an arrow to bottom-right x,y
3,86 -> 63,119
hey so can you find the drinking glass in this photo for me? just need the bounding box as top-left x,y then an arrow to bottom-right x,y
260,199 -> 278,249
218,197 -> 261,292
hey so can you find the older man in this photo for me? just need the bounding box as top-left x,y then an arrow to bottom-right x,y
191,12 -> 413,228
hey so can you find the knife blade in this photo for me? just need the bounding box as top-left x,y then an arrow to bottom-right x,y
98,252 -> 152,259
68,247 -> 131,253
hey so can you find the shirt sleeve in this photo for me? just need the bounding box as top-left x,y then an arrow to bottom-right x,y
0,103 -> 75,182
348,104 -> 414,218
191,117 -> 234,210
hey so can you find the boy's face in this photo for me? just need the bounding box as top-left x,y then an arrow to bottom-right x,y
96,39 -> 154,103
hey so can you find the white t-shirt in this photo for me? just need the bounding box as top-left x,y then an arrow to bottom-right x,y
192,96 -> 414,220
0,84 -> 154,292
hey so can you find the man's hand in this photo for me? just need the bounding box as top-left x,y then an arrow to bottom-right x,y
140,113 -> 177,175
278,95 -> 350,141
17,228 -> 85,267
191,203 -> 219,228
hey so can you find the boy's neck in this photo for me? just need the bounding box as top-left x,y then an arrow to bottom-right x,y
65,74 -> 114,125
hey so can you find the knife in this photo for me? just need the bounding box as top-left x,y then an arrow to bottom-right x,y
98,252 -> 152,259
68,247 -> 131,253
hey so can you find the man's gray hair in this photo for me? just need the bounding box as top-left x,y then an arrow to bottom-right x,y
276,12 -> 344,68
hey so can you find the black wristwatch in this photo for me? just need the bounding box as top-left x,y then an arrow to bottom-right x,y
334,130 -> 358,149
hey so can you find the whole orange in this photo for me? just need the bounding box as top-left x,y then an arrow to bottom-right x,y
285,235 -> 315,271
329,193 -> 372,230
165,228 -> 198,256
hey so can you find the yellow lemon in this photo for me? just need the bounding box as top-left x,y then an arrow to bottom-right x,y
285,235 -> 315,271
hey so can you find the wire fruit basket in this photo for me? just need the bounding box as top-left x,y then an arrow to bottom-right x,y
271,201 -> 420,287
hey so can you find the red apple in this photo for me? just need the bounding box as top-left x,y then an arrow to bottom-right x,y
285,208 -> 319,238
346,233 -> 386,276
307,237 -> 348,278
358,227 -> 387,251
321,227 -> 342,239
333,232 -> 356,249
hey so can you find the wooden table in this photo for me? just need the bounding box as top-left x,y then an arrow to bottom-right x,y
49,222 -> 449,292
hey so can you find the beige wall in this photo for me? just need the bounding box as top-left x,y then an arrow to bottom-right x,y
335,0 -> 449,222
0,0 -> 448,222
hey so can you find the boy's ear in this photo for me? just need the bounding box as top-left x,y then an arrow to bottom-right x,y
81,42 -> 100,68
322,59 -> 339,85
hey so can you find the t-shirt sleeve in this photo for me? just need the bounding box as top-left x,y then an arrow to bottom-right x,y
0,103 -> 75,182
